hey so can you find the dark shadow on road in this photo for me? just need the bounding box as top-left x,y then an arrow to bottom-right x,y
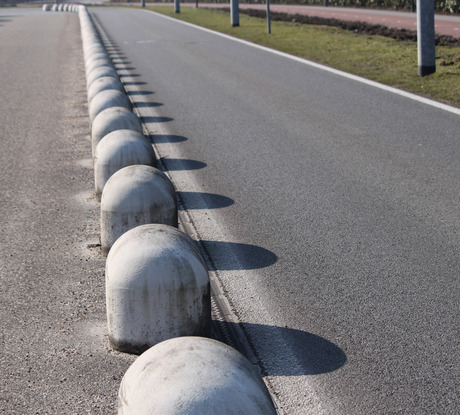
119,73 -> 141,78
122,81 -> 147,86
200,241 -> 277,270
127,90 -> 155,96
162,158 -> 207,171
151,134 -> 187,144
140,116 -> 174,123
178,191 -> 234,210
212,321 -> 347,376
133,102 -> 163,109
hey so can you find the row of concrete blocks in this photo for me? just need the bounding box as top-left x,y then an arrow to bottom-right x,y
78,6 -> 277,414
42,3 -> 79,12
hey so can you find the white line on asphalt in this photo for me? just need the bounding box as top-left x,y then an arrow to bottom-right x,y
147,9 -> 460,116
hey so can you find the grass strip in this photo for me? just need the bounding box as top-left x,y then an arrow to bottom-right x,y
146,6 -> 460,108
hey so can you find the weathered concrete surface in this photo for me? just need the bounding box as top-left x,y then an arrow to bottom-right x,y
118,337 -> 276,415
100,165 -> 178,254
106,225 -> 211,354
0,9 -> 135,414
94,129 -> 155,200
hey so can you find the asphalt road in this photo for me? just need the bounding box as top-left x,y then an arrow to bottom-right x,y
90,7 -> 460,414
0,8 -> 135,414
1,6 -> 459,415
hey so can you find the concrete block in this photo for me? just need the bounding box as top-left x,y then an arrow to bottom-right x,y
89,89 -> 131,123
84,44 -> 106,61
85,55 -> 112,75
94,129 -> 155,200
87,76 -> 125,104
87,65 -> 119,89
118,337 -> 277,414
100,165 -> 177,254
91,107 -> 143,159
106,225 -> 210,353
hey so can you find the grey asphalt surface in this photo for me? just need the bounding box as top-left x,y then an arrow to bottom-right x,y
90,7 -> 460,414
0,8 -> 135,414
1,6 -> 459,415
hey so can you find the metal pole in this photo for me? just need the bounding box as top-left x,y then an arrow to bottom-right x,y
141,0 -> 145,7
417,0 -> 436,76
175,0 -> 180,13
266,0 -> 271,34
231,0 -> 240,27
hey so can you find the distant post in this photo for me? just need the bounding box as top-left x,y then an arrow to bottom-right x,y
417,0 -> 436,76
231,0 -> 239,27
141,0 -> 145,7
266,0 -> 271,34
175,0 -> 180,13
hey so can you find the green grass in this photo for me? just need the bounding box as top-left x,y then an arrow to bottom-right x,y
145,6 -> 460,108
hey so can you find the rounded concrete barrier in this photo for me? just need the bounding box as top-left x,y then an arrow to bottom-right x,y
94,129 -> 155,200
89,89 -> 131,122
87,65 -> 119,88
87,76 -> 125,104
84,46 -> 107,63
83,38 -> 104,51
85,50 -> 109,62
51,4 -> 58,11
84,44 -> 106,57
85,51 -> 111,66
106,225 -> 211,353
118,337 -> 277,414
42,4 -> 51,11
84,49 -> 108,60
91,107 -> 143,159
85,56 -> 112,75
81,29 -> 99,41
101,165 -> 177,255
